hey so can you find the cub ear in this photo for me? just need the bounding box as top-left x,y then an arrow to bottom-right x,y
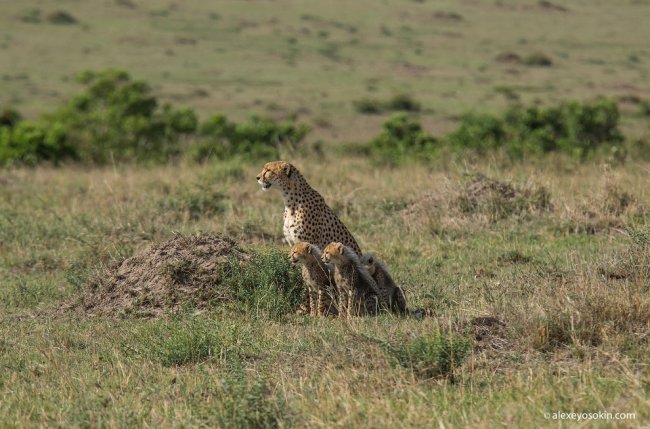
283,162 -> 292,177
366,255 -> 374,265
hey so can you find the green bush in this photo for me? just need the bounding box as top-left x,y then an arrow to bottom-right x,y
364,113 -> 438,163
447,113 -> 506,154
47,10 -> 78,25
361,99 -> 623,162
386,93 -> 421,112
353,98 -> 384,114
48,69 -> 198,164
448,99 -> 623,159
0,108 -> 21,127
190,114 -> 309,162
0,121 -> 77,166
1,69 -> 626,166
222,248 -> 304,319
505,99 -> 623,158
0,69 -> 309,166
503,104 -> 566,156
522,52 -> 553,67
354,94 -> 421,114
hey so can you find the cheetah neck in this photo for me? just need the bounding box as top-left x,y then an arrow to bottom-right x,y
305,247 -> 328,271
333,259 -> 359,284
277,174 -> 317,207
303,256 -> 331,279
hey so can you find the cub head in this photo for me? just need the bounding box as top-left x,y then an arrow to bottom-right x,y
256,161 -> 295,191
360,253 -> 377,276
289,242 -> 313,265
321,242 -> 345,264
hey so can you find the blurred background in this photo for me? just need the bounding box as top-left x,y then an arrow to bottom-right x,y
1,0 -> 649,163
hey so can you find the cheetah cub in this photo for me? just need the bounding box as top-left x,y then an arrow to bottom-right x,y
361,253 -> 407,314
321,243 -> 386,317
289,242 -> 338,316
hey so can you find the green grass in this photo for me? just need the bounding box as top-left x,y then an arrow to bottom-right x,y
1,0 -> 650,427
1,160 -> 649,427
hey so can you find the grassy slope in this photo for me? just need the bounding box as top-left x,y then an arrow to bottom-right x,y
1,0 -> 650,427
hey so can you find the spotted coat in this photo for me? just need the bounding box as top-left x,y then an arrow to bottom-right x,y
321,242 -> 386,318
289,242 -> 338,316
256,161 -> 362,255
361,253 -> 407,314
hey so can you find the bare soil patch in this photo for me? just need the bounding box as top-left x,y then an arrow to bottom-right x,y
470,316 -> 509,352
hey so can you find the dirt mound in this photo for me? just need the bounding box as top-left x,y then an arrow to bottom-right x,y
457,173 -> 552,217
460,173 -> 517,206
558,183 -> 647,235
68,233 -> 253,318
403,174 -> 552,229
471,317 -> 508,352
537,0 -> 569,12
598,228 -> 650,282
495,52 -> 522,64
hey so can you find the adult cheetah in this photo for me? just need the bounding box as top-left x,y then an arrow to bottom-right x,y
256,161 -> 362,255
289,242 -> 338,316
321,242 -> 386,317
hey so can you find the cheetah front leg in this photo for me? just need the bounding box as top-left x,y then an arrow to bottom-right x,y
347,290 -> 354,318
377,290 -> 392,313
393,286 -> 407,314
365,294 -> 380,316
316,289 -> 324,316
348,290 -> 365,318
336,284 -> 348,318
317,283 -> 338,316
308,285 -> 319,316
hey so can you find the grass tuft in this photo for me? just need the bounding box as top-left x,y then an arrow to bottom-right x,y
369,332 -> 471,380
522,52 -> 553,67
47,11 -> 78,25
223,247 -> 304,319
354,94 -> 421,114
128,317 -> 231,366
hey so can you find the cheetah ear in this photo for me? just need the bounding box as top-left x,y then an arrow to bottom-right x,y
283,162 -> 292,177
366,255 -> 374,264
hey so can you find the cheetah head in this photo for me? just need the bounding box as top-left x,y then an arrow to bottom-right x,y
360,253 -> 377,276
289,242 -> 312,266
256,161 -> 295,191
321,242 -> 345,264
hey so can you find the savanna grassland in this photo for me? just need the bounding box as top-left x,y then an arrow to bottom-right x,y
1,0 -> 650,428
